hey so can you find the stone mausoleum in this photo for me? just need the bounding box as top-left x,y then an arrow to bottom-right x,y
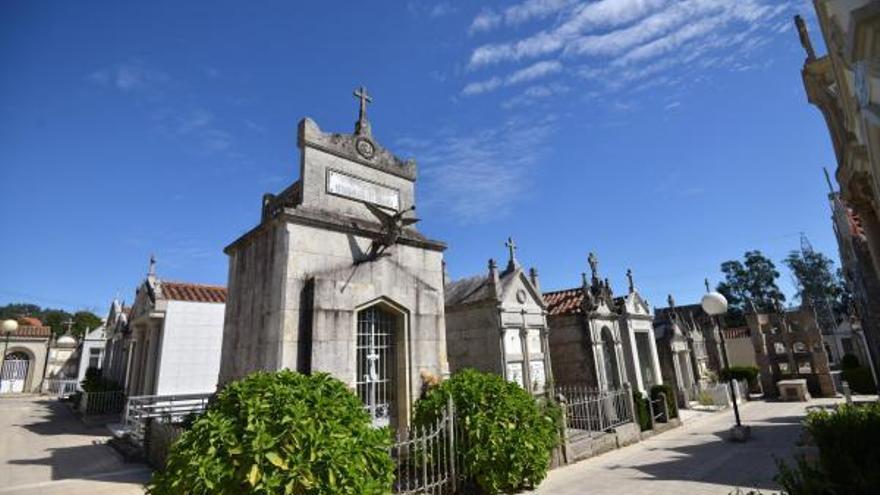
444,239 -> 552,395
219,89 -> 449,432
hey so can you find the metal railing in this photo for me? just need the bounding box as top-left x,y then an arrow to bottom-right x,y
80,390 -> 127,415
691,380 -> 748,408
557,385 -> 633,436
44,378 -> 79,398
390,397 -> 456,494
124,393 -> 212,445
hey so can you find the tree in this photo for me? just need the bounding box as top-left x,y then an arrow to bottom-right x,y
784,249 -> 846,320
72,311 -> 102,338
717,250 -> 786,322
0,303 -> 102,338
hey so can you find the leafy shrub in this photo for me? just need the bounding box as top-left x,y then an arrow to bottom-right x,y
719,366 -> 760,386
148,371 -> 394,495
841,367 -> 876,394
632,390 -> 652,431
80,372 -> 122,393
414,369 -> 559,494
697,390 -> 715,406
650,384 -> 678,420
776,402 -> 880,495
840,353 -> 860,370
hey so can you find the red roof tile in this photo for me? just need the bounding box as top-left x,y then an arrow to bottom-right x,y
543,288 -> 584,316
8,326 -> 52,338
723,327 -> 750,339
162,281 -> 227,303
18,316 -> 43,327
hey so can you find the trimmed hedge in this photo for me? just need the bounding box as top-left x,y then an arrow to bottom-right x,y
632,390 -> 652,431
841,367 -> 876,394
840,353 -> 860,370
147,371 -> 394,495
719,366 -> 760,386
776,402 -> 880,495
414,369 -> 559,494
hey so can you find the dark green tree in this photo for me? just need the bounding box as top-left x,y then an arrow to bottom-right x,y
784,249 -> 845,316
72,311 -> 103,338
717,250 -> 786,322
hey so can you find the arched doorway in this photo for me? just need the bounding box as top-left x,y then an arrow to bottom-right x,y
601,327 -> 620,389
1,351 -> 31,394
356,303 -> 405,430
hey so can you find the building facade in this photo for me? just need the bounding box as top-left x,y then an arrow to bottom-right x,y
445,240 -> 551,395
219,91 -> 448,432
654,297 -> 714,406
799,2 -> 880,383
615,270 -> 663,394
0,319 -> 51,394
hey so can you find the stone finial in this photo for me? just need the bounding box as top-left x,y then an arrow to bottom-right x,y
581,272 -> 589,289
667,294 -> 676,308
148,254 -> 157,277
626,268 -> 634,293
529,267 -> 540,292
353,86 -> 373,136
488,258 -> 501,299
794,15 -> 816,62
588,251 -> 599,280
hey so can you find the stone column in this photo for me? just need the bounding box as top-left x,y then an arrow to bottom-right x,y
648,330 -> 663,387
626,324 -> 645,393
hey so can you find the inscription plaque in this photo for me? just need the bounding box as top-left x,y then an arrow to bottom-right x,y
327,170 -> 400,210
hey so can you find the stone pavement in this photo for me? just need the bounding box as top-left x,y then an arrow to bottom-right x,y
536,397 -> 849,495
0,396 -> 149,495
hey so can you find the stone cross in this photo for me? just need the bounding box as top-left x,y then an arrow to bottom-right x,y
148,254 -> 157,277
626,268 -> 634,293
505,237 -> 517,267
588,252 -> 599,279
353,86 -> 372,134
667,294 -> 676,308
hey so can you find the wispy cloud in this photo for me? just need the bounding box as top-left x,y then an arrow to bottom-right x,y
461,0 -> 797,103
87,60 -> 242,158
463,59 -> 561,95
398,116 -> 557,223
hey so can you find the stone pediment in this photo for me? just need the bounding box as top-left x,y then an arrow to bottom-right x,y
298,118 -> 416,181
499,268 -> 545,310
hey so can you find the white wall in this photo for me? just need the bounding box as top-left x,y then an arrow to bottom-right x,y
156,300 -> 225,396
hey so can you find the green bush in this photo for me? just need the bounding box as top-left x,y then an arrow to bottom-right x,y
841,367 -> 876,394
632,391 -> 652,431
776,402 -> 880,495
650,384 -> 678,420
840,353 -> 860,370
414,369 -> 559,494
148,371 -> 394,495
80,373 -> 122,393
719,366 -> 760,386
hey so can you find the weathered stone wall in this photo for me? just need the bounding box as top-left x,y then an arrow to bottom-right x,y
547,315 -> 596,387
145,420 -> 184,471
445,303 -> 502,375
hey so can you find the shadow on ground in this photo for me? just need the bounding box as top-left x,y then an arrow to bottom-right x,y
607,413 -> 804,491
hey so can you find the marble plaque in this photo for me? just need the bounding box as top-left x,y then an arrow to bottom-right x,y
327,170 -> 399,210
507,362 -> 524,388
530,360 -> 546,392
504,329 -> 522,356
527,329 -> 542,356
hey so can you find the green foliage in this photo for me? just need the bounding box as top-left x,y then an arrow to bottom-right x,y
414,369 -> 559,494
719,366 -> 760,385
0,303 -> 102,338
717,251 -> 786,322
840,354 -> 860,370
697,390 -> 715,406
649,384 -> 678,420
783,250 -> 845,317
148,371 -> 394,495
80,373 -> 122,393
841,367 -> 876,394
776,402 -> 880,495
631,390 -> 652,431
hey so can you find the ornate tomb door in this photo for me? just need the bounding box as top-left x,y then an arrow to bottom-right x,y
1,352 -> 30,394
356,305 -> 397,429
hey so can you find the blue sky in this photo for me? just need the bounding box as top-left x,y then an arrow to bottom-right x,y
1,0 -> 837,316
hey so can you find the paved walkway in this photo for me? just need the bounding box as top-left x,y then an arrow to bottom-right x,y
0,396 -> 149,495
536,398 -> 850,495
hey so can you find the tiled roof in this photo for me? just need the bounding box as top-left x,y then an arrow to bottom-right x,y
543,288 -> 583,316
162,281 -> 227,303
445,275 -> 492,306
8,326 -> 52,338
723,327 -> 750,339
18,316 -> 43,327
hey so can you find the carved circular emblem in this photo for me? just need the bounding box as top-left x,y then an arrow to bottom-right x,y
356,138 -> 375,159
516,289 -> 527,304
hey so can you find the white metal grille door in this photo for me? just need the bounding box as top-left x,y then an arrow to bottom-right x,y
357,306 -> 397,428
1,354 -> 30,394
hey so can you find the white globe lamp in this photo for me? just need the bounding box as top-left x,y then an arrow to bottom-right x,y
2,319 -> 18,334
701,292 -> 729,316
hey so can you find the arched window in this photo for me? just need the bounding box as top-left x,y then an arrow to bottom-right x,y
601,327 -> 619,389
356,304 -> 401,429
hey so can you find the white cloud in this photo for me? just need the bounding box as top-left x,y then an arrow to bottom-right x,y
429,2 -> 456,18
463,60 -> 562,96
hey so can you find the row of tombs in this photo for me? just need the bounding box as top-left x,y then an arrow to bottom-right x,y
98,92 -> 845,435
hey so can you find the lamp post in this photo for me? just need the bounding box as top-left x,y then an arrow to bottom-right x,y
701,287 -> 750,441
